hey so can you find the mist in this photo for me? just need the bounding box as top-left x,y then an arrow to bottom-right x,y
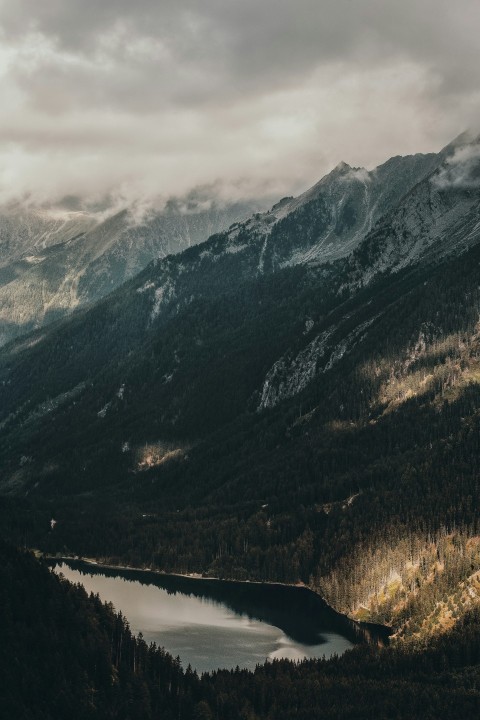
0,1 -> 479,210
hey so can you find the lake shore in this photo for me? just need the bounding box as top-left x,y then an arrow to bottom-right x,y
46,553 -> 391,646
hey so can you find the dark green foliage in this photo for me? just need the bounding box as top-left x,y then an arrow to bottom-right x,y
0,539 -> 188,719
3,541 -> 480,719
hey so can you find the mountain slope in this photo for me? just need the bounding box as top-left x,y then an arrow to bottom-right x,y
0,143 -> 451,348
0,195 -> 266,346
1,135 -> 479,486
2,133 -> 480,641
0,144 -> 456,451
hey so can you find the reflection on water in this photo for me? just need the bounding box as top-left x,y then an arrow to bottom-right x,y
53,561 -> 384,674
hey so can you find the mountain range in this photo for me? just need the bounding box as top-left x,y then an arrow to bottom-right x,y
2,130 -> 480,640
0,192 -> 268,346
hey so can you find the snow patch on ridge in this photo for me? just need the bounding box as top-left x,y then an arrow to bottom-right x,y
224,242 -> 248,255
97,402 -> 111,418
137,281 -> 155,293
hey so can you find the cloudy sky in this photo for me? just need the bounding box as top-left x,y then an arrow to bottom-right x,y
0,0 -> 478,208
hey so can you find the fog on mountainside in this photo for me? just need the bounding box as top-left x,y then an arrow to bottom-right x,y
0,192 -> 269,347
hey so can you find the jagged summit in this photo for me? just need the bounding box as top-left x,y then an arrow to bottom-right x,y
332,160 -> 352,172
222,148 -> 444,271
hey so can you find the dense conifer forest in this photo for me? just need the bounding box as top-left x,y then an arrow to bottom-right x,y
4,540 -> 480,720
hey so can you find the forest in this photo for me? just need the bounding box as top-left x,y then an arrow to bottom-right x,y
4,539 -> 480,720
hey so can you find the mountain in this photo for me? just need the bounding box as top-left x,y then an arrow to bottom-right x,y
0,194 -> 268,346
0,144 -> 449,444
2,132 -> 480,641
0,134 -> 468,430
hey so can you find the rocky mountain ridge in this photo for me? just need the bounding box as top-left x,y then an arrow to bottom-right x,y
0,195 -> 267,346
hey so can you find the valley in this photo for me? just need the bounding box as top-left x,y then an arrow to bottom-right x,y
3,0 -> 480,714
3,131 -> 480,718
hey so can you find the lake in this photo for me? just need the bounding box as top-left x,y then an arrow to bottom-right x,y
53,560 -> 385,674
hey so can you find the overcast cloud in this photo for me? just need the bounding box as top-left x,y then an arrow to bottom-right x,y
0,0 -> 479,208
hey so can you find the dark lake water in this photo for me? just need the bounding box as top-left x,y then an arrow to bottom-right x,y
53,560 -> 385,674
